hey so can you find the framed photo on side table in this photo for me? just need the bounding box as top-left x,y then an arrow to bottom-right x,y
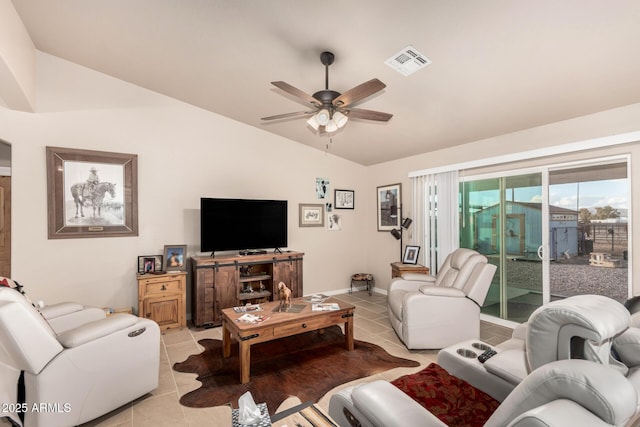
403,245 -> 420,265
376,183 -> 401,231
164,245 -> 187,271
138,255 -> 163,274
46,146 -> 138,239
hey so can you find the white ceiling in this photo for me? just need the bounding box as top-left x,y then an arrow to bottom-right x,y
11,0 -> 640,165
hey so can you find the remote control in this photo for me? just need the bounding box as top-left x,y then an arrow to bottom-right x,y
477,349 -> 497,363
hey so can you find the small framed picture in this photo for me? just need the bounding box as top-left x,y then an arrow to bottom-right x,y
334,189 -> 355,210
299,203 -> 324,227
164,245 -> 187,271
403,245 -> 420,265
138,255 -> 163,274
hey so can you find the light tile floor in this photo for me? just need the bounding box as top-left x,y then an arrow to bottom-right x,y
6,291 -> 514,427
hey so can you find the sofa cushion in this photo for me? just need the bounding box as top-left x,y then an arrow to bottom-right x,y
391,362 -> 499,427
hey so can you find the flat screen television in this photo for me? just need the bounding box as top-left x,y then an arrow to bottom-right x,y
200,198 -> 288,253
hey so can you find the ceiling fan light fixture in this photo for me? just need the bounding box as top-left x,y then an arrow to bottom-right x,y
333,111 -> 348,128
306,115 -> 320,130
315,109 -> 331,126
325,120 -> 338,133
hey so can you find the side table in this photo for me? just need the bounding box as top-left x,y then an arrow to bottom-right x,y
390,262 -> 429,278
350,273 -> 374,295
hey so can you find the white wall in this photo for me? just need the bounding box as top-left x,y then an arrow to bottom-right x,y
365,103 -> 640,295
0,52 -> 370,313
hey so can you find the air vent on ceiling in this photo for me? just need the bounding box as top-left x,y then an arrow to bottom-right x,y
385,46 -> 432,76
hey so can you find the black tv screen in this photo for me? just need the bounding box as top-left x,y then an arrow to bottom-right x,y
200,198 -> 288,253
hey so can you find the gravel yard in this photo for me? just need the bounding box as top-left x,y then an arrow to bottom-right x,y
502,242 -> 628,304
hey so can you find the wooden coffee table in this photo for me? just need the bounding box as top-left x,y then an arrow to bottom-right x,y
222,297 -> 355,384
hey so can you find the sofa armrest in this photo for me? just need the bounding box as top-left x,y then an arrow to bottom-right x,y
57,314 -> 139,348
39,302 -> 85,319
507,399 -> 621,427
401,273 -> 436,283
613,327 -> 640,367
352,380 -> 446,427
418,285 -> 466,298
45,305 -> 107,334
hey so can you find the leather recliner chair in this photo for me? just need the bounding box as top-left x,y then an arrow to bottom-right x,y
328,359 -> 637,427
387,248 -> 497,349
0,285 -> 160,427
437,294 -> 632,402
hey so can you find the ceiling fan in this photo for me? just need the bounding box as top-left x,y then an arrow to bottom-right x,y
261,51 -> 393,133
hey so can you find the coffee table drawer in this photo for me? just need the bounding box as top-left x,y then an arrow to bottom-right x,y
273,312 -> 346,337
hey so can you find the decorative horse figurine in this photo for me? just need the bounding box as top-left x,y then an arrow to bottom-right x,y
277,281 -> 291,312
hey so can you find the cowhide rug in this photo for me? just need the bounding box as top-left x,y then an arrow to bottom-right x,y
173,325 -> 419,414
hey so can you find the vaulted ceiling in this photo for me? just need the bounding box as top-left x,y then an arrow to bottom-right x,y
11,0 -> 640,165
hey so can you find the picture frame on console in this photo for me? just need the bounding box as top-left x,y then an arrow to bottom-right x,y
334,189 -> 354,209
138,255 -> 163,274
376,183 -> 401,231
164,245 -> 187,271
403,245 -> 420,265
46,146 -> 138,239
299,203 -> 324,227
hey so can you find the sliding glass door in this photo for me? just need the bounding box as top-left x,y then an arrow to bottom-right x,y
459,158 -> 630,323
460,172 -> 543,322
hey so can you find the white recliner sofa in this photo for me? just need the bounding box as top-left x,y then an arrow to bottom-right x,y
0,284 -> 160,427
437,294 -> 632,401
330,294 -> 640,426
328,359 -> 637,427
387,248 -> 497,349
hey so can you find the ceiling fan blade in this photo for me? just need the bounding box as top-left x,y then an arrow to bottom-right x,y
345,108 -> 393,122
271,81 -> 321,107
261,111 -> 315,121
332,79 -> 386,108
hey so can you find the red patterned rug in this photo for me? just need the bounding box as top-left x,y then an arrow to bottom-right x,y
391,363 -> 499,427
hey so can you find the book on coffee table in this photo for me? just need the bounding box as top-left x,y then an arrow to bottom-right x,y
236,313 -> 270,323
311,303 -> 340,311
304,294 -> 329,303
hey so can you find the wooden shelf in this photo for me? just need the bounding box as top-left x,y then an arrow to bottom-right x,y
238,290 -> 272,300
191,251 -> 304,327
239,274 -> 271,283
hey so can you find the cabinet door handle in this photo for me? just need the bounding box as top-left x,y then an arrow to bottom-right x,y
301,323 -> 307,329
161,284 -> 166,291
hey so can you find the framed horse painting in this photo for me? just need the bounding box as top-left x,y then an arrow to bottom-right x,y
46,146 -> 138,239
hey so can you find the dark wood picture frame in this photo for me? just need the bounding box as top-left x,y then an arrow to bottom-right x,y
334,189 -> 355,209
46,146 -> 138,239
377,183 -> 401,231
138,255 -> 163,274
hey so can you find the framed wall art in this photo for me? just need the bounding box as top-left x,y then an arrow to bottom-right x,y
164,244 -> 187,271
299,203 -> 324,227
46,146 -> 138,239
334,189 -> 354,209
376,183 -> 401,231
138,255 -> 163,274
